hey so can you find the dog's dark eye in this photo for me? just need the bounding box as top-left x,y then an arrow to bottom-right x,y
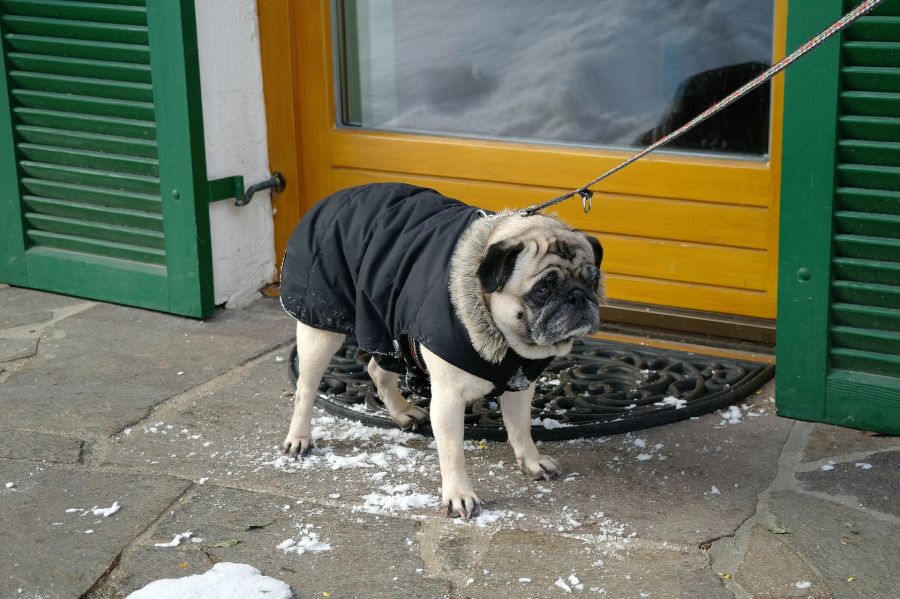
533,283 -> 551,302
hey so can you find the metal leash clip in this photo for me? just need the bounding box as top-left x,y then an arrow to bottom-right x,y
579,189 -> 593,214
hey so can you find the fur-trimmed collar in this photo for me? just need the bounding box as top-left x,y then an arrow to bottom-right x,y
448,212 -> 509,364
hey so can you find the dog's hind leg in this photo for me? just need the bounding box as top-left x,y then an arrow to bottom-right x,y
282,321 -> 345,459
366,358 -> 429,429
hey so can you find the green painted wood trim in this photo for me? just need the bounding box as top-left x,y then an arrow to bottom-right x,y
825,369 -> 900,434
0,11 -> 29,284
147,0 -> 214,318
22,247 -> 168,310
776,0 -> 845,422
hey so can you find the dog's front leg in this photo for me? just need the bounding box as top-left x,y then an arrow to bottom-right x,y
501,385 -> 561,481
421,346 -> 492,520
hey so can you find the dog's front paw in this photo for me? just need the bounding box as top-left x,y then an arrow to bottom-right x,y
441,489 -> 482,520
518,454 -> 561,481
281,434 -> 312,460
390,405 -> 430,429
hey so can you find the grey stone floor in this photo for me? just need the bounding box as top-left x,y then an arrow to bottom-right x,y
1,285 -> 897,599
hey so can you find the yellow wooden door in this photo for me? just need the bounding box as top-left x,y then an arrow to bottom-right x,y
260,0 -> 786,320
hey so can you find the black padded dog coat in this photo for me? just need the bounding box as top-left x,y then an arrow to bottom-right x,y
280,183 -> 551,395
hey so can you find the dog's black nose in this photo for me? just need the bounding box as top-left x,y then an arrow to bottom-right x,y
569,288 -> 588,308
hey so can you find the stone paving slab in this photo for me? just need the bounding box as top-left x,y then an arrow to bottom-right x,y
803,424 -> 900,463
0,298 -> 294,437
0,337 -> 38,363
0,462 -> 192,599
87,485 -> 450,599
797,450 -> 899,517
767,490 -> 900,599
734,524 -> 829,598
471,530 -> 730,598
0,287 -> 87,324
0,428 -> 83,464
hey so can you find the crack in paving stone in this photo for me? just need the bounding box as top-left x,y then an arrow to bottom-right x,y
708,421 -> 812,599
82,483 -> 199,598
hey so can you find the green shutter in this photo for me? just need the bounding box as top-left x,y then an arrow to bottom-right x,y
778,0 -> 900,434
0,0 -> 214,317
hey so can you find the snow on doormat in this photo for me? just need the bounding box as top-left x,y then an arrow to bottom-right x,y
127,562 -> 292,599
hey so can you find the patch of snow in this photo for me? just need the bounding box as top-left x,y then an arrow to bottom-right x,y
126,562 -> 292,599
91,502 -> 120,517
154,531 -> 193,548
654,396 -> 687,409
507,367 -> 529,391
708,486 -> 721,496
554,578 -> 572,592
793,581 -> 811,589
636,453 -> 653,461
854,462 -> 873,470
466,509 -> 505,527
632,438 -> 647,449
820,462 -> 835,471
719,405 -> 742,425
278,523 -> 331,555
568,574 -> 583,590
5,482 -> 15,489
519,577 -> 532,583
531,417 -> 568,429
198,477 -> 209,485
357,484 -> 437,514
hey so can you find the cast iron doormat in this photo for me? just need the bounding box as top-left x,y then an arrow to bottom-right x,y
289,338 -> 774,441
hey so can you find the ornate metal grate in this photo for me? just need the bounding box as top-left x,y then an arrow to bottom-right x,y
290,337 -> 774,440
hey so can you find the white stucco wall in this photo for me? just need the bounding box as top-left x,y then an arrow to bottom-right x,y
194,0 -> 276,308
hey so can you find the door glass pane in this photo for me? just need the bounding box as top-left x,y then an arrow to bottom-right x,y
337,0 -> 774,157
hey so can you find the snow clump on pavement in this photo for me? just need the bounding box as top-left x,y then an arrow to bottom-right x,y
126,562 -> 292,599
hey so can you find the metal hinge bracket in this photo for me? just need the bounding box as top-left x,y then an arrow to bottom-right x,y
207,172 -> 285,207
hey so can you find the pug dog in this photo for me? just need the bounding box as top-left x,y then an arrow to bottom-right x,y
279,182 -> 603,519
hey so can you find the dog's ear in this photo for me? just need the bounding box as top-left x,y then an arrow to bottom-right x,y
584,234 -> 603,268
478,241 -> 524,293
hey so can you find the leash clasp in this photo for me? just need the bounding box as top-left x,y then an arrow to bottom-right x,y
579,189 -> 593,214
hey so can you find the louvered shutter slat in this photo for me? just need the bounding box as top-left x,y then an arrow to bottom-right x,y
839,114 -> 900,140
17,126 -> 157,157
2,14 -> 149,44
19,178 -> 160,212
7,52 -> 151,81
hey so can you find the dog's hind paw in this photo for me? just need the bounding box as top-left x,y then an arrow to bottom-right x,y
282,435 -> 312,460
391,405 -> 430,429
518,454 -> 561,481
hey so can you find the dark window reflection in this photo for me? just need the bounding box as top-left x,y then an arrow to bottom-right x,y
338,0 -> 774,157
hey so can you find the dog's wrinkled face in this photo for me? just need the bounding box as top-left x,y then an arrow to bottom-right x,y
477,215 -> 603,360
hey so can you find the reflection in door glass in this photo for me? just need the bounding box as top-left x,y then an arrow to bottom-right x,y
337,0 -> 774,157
